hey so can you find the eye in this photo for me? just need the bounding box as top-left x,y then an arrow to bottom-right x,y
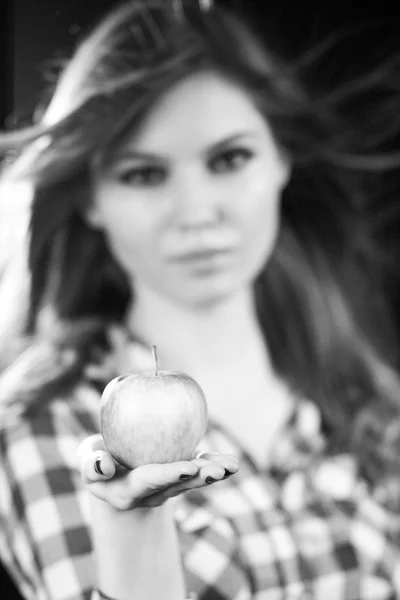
117,166 -> 167,187
210,147 -> 254,174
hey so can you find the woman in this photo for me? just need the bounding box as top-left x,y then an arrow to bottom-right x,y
0,1 -> 399,599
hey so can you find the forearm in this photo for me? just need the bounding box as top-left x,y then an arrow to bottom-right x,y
90,496 -> 186,600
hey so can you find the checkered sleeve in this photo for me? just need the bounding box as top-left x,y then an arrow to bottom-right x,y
0,396 -> 97,600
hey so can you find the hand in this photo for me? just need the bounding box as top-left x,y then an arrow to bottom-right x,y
77,434 -> 239,510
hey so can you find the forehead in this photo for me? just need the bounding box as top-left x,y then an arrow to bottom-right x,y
118,71 -> 268,154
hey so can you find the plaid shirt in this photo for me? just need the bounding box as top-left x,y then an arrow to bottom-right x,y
1,341 -> 400,600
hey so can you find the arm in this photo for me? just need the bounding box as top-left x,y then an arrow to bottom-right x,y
79,435 -> 239,600
91,498 -> 186,600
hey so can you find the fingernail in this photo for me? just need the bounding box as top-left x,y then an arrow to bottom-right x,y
94,459 -> 104,476
205,476 -> 217,484
180,473 -> 192,480
223,469 -> 233,479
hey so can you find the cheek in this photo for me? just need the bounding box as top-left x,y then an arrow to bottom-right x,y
235,169 -> 283,266
93,188 -> 164,272
237,168 -> 282,233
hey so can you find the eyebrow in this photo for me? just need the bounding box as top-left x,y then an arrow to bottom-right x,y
113,132 -> 257,162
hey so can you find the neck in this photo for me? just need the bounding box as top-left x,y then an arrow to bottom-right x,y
126,285 -> 271,378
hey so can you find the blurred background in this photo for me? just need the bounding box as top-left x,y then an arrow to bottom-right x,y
0,0 -> 400,318
1,0 -> 400,125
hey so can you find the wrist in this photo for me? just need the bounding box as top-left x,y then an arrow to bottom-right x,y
91,498 -> 184,599
90,492 -> 167,521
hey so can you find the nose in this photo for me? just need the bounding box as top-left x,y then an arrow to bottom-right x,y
172,171 -> 223,232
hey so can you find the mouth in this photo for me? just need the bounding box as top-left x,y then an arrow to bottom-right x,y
167,247 -> 238,277
168,248 -> 234,263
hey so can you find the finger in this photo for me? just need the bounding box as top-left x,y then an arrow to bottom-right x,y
181,460 -> 227,485
126,460 -> 199,498
76,434 -> 107,473
143,457 -> 241,506
81,449 -> 116,483
191,453 -> 240,475
195,451 -> 239,462
77,434 -> 106,460
142,466 -> 227,506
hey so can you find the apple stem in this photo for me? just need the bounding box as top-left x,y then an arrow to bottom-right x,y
152,345 -> 159,377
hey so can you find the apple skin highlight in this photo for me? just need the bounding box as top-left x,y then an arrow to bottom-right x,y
100,371 -> 208,469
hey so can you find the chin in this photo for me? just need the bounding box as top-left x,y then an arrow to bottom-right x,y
175,278 -> 245,309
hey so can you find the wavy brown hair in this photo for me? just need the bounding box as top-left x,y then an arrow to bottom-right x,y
0,0 -> 400,497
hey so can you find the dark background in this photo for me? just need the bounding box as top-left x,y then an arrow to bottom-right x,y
1,0 -> 400,127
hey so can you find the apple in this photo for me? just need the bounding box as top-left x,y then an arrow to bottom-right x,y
99,349 -> 208,469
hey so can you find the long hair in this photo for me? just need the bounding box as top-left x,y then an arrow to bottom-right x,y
1,0 -> 400,494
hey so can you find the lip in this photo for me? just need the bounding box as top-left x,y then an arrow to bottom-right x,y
168,248 -> 234,263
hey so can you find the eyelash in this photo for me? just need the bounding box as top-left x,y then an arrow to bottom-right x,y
117,147 -> 254,187
118,166 -> 165,187
210,147 -> 254,173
